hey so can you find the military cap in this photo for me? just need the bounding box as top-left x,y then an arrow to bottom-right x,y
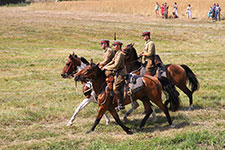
100,39 -> 110,44
142,31 -> 151,36
112,40 -> 123,46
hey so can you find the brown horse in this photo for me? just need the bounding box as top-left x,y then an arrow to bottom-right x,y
123,43 -> 199,110
61,53 -> 111,126
74,62 -> 179,134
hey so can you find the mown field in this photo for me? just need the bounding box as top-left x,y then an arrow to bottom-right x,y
0,4 -> 225,150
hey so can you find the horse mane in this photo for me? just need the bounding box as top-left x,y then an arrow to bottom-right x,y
70,53 -> 89,65
80,57 -> 89,65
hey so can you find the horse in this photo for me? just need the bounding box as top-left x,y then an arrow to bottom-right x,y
61,53 -> 111,126
74,62 -> 180,134
123,43 -> 199,110
61,53 -> 157,125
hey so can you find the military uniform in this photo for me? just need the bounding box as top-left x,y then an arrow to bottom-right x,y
104,49 -> 127,92
144,39 -> 156,74
100,47 -> 115,67
104,40 -> 127,111
141,31 -> 156,74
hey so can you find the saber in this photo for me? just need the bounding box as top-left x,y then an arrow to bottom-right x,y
114,32 -> 116,41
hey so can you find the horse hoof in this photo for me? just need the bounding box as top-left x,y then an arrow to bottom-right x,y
126,130 -> 133,135
188,105 -> 194,111
67,122 -> 72,127
105,120 -> 110,125
86,130 -> 92,134
123,117 -> 128,122
170,124 -> 175,128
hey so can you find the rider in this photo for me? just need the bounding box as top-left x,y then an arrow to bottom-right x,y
103,40 -> 127,111
99,39 -> 115,69
139,31 -> 156,76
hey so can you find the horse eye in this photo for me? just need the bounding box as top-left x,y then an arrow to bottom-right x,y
66,63 -> 70,66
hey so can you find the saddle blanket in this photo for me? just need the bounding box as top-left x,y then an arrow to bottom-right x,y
127,74 -> 144,94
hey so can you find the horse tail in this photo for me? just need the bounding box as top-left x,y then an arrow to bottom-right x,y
159,77 -> 180,112
181,64 -> 199,93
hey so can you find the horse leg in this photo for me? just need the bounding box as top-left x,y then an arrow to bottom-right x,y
67,98 -> 91,126
123,101 -> 139,122
109,109 -> 133,134
103,113 -> 110,125
140,97 -> 153,129
154,99 -> 173,126
90,91 -> 110,124
86,106 -> 106,134
179,85 -> 193,111
151,104 -> 157,122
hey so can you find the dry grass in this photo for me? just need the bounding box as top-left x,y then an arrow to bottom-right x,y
30,0 -> 225,19
0,5 -> 225,150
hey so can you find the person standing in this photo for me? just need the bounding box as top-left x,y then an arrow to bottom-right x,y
215,3 -> 221,21
212,3 -> 216,20
173,2 -> 178,18
186,4 -> 192,19
164,2 -> 169,19
139,31 -> 156,76
155,2 -> 159,17
99,39 -> 115,69
160,3 -> 164,18
103,41 -> 127,111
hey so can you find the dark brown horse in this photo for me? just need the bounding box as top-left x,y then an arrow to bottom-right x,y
74,62 -> 180,134
123,43 -> 199,110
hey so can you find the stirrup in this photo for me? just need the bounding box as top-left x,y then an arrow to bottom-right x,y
115,105 -> 125,112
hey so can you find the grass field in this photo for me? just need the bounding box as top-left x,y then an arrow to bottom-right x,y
0,4 -> 225,150
30,0 -> 225,19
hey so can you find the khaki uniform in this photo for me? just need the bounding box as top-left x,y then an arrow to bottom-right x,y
144,39 -> 156,73
100,47 -> 115,66
104,50 -> 127,92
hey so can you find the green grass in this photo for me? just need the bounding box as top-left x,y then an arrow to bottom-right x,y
0,6 -> 225,150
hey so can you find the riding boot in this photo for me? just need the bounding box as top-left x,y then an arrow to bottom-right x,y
115,91 -> 125,111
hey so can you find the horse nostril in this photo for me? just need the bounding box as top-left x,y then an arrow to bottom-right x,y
61,73 -> 67,78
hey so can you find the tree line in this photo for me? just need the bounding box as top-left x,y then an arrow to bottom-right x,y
0,0 -> 26,6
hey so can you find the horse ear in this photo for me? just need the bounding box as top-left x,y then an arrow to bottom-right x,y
72,52 -> 75,55
131,43 -> 135,47
69,54 -> 73,60
96,63 -> 99,67
90,58 -> 94,67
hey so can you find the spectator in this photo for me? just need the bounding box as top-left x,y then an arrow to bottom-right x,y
160,3 -> 164,18
215,3 -> 221,21
212,3 -> 216,19
208,7 -> 213,20
155,2 -> 159,17
164,2 -> 169,19
173,2 -> 178,18
186,4 -> 192,19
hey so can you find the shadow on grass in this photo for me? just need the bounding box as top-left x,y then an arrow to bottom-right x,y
119,113 -> 198,134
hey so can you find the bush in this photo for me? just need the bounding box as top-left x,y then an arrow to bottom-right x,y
0,0 -> 26,6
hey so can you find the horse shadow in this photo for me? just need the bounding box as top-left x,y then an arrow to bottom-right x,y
117,113 -> 198,134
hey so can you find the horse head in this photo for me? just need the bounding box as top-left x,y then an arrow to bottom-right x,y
122,43 -> 138,61
74,61 -> 100,82
61,52 -> 89,78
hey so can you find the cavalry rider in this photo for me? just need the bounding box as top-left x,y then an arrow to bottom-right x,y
103,41 -> 127,111
99,39 -> 115,69
139,31 -> 156,76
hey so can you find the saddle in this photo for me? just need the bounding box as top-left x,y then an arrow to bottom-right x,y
127,74 -> 145,94
140,55 -> 167,78
154,54 -> 167,78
